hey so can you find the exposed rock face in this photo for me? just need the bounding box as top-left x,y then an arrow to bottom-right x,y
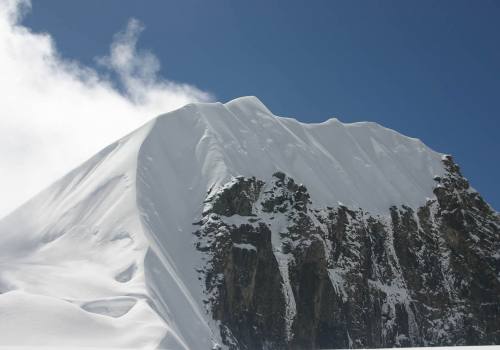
194,157 -> 500,349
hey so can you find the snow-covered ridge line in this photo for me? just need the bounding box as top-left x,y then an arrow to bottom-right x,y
144,95 -> 445,215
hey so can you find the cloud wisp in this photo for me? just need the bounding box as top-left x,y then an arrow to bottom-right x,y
0,0 -> 213,218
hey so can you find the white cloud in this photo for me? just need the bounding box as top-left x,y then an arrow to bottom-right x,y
0,0 -> 213,218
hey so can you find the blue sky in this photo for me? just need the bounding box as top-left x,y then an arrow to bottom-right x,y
17,0 -> 500,209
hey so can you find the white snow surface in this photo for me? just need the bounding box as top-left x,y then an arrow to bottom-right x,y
0,96 -> 445,349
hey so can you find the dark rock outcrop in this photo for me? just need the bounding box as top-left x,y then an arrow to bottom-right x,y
194,157 -> 500,349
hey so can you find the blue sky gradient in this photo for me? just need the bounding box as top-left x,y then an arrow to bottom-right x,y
24,0 -> 499,209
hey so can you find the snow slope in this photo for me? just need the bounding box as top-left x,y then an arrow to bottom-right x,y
0,96 -> 445,349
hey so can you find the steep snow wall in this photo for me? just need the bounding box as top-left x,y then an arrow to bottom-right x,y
135,96 -> 446,347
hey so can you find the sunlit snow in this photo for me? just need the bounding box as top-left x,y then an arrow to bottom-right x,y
0,96 -> 445,348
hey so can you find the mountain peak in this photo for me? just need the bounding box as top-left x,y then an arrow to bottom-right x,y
225,95 -> 266,107
3,96 -> 486,349
145,97 -> 444,214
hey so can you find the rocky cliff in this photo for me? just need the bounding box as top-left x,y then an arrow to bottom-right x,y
195,155 -> 500,349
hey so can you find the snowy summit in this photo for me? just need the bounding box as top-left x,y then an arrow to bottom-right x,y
0,97 -> 498,349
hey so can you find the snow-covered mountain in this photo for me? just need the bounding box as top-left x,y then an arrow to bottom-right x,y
0,96 -> 498,349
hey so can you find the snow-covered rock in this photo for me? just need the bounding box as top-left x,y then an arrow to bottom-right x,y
0,96 -> 497,349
